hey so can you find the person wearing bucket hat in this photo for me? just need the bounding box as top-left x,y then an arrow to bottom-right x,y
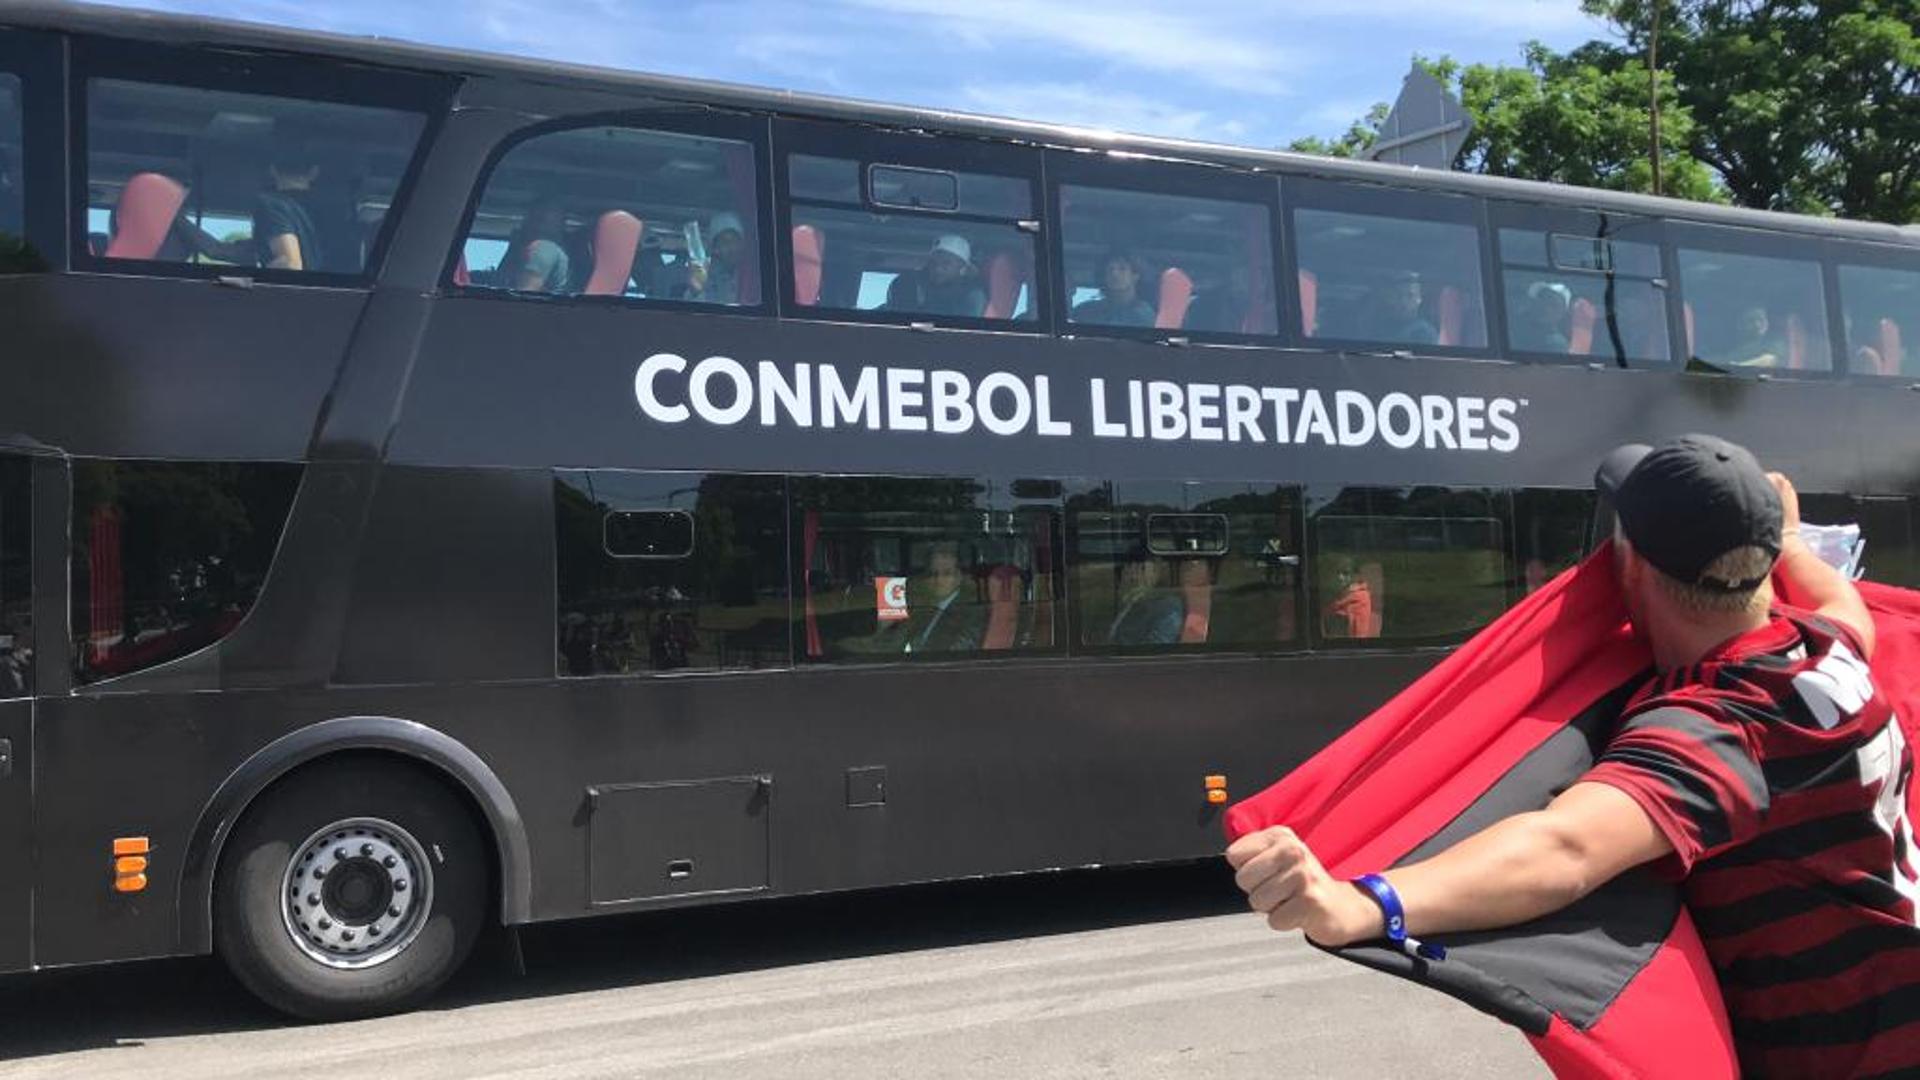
1231,434 -> 1915,1077
885,232 -> 986,318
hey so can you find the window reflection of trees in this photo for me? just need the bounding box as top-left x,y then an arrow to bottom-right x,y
70,461 -> 300,683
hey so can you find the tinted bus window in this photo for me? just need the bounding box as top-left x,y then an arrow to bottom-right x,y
70,461 -> 301,684
1676,243 -> 1832,374
796,477 -> 1060,661
787,155 -> 1036,325
0,73 -> 24,270
1071,484 -> 1303,653
1513,488 -> 1597,595
84,79 -> 425,276
1291,182 -> 1488,350
1837,263 -> 1918,379
0,457 -> 28,697
1060,185 -> 1276,335
1310,487 -> 1509,645
555,472 -> 787,676
463,125 -> 763,306
1499,228 -> 1669,366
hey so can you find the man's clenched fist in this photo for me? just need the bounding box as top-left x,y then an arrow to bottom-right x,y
1225,826 -> 1384,947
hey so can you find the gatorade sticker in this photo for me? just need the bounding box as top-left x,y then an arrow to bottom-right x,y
876,576 -> 909,621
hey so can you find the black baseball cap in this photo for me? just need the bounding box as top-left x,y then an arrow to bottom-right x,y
1594,434 -> 1782,592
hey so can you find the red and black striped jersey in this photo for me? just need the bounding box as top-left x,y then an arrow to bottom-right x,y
1583,606 -> 1920,1079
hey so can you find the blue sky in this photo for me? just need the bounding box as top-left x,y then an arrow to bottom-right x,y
123,0 -> 1610,148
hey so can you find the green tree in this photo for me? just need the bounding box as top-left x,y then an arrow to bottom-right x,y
1290,47 -> 1719,201
1586,0 -> 1919,221
1287,103 -> 1390,159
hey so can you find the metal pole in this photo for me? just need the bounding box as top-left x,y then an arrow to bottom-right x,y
1649,2 -> 1663,196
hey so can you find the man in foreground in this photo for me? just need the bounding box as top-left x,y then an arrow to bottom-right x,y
1229,434 -> 1919,1077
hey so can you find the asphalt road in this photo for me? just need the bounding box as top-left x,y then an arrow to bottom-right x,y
0,863 -> 1545,1079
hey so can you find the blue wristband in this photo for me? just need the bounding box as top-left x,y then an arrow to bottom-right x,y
1352,873 -> 1446,961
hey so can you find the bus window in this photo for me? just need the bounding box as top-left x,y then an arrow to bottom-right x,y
1310,487 -> 1510,645
1059,185 -> 1275,336
786,154 -> 1037,325
1497,226 -> 1669,366
555,472 -> 787,676
84,79 -> 424,276
462,124 -> 763,306
1071,484 -> 1303,653
1512,488 -> 1597,595
69,461 -> 301,685
1290,180 -> 1488,351
1837,263 -> 1918,379
0,73 -> 23,268
795,477 -> 1061,662
1676,240 -> 1832,375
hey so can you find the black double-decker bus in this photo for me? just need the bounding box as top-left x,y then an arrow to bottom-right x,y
0,1 -> 1915,1019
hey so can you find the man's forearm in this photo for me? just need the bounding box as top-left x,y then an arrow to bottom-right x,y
1774,534 -> 1875,657
1382,810 -> 1598,937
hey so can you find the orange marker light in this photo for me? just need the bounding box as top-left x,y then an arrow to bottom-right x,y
112,838 -> 152,894
1207,789 -> 1229,805
1204,775 -> 1227,790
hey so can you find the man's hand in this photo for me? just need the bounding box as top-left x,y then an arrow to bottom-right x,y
1226,826 -> 1383,947
1766,471 -> 1802,536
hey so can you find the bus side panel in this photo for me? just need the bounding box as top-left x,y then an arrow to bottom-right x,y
25,649 -> 1422,965
0,699 -> 28,973
0,276 -> 365,460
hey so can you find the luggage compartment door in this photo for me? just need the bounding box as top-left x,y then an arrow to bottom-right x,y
587,776 -> 771,904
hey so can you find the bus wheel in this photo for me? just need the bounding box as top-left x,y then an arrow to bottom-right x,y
214,757 -> 489,1020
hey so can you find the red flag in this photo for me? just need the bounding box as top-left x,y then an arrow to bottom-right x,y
1226,544 -> 1920,1078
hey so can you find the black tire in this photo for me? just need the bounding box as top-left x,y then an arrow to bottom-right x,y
214,755 -> 490,1021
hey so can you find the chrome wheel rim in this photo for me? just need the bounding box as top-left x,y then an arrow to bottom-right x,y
280,817 -> 434,970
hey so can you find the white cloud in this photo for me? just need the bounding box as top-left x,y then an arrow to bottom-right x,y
841,0 -> 1302,96
960,81 -> 1253,143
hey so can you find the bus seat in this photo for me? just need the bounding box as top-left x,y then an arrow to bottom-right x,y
1358,562 -> 1385,639
1568,297 -> 1597,355
582,210 -> 643,296
981,251 -> 1028,320
1784,313 -> 1808,370
453,252 -> 471,288
1435,286 -> 1465,347
981,565 -> 1021,650
1879,318 -> 1905,375
792,224 -> 824,307
1156,267 -> 1193,329
1177,564 -> 1212,645
1297,269 -> 1319,337
103,172 -> 186,260
1683,302 -> 1696,358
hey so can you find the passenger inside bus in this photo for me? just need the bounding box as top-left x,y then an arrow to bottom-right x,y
1512,280 -> 1573,353
885,234 -> 986,318
872,540 -> 985,654
679,211 -> 746,305
1071,249 -> 1155,328
253,131 -> 327,271
495,198 -> 572,294
1677,245 -> 1831,372
1363,271 -> 1438,346
1721,304 -> 1784,368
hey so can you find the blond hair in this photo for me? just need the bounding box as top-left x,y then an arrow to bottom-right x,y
1653,545 -> 1776,615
